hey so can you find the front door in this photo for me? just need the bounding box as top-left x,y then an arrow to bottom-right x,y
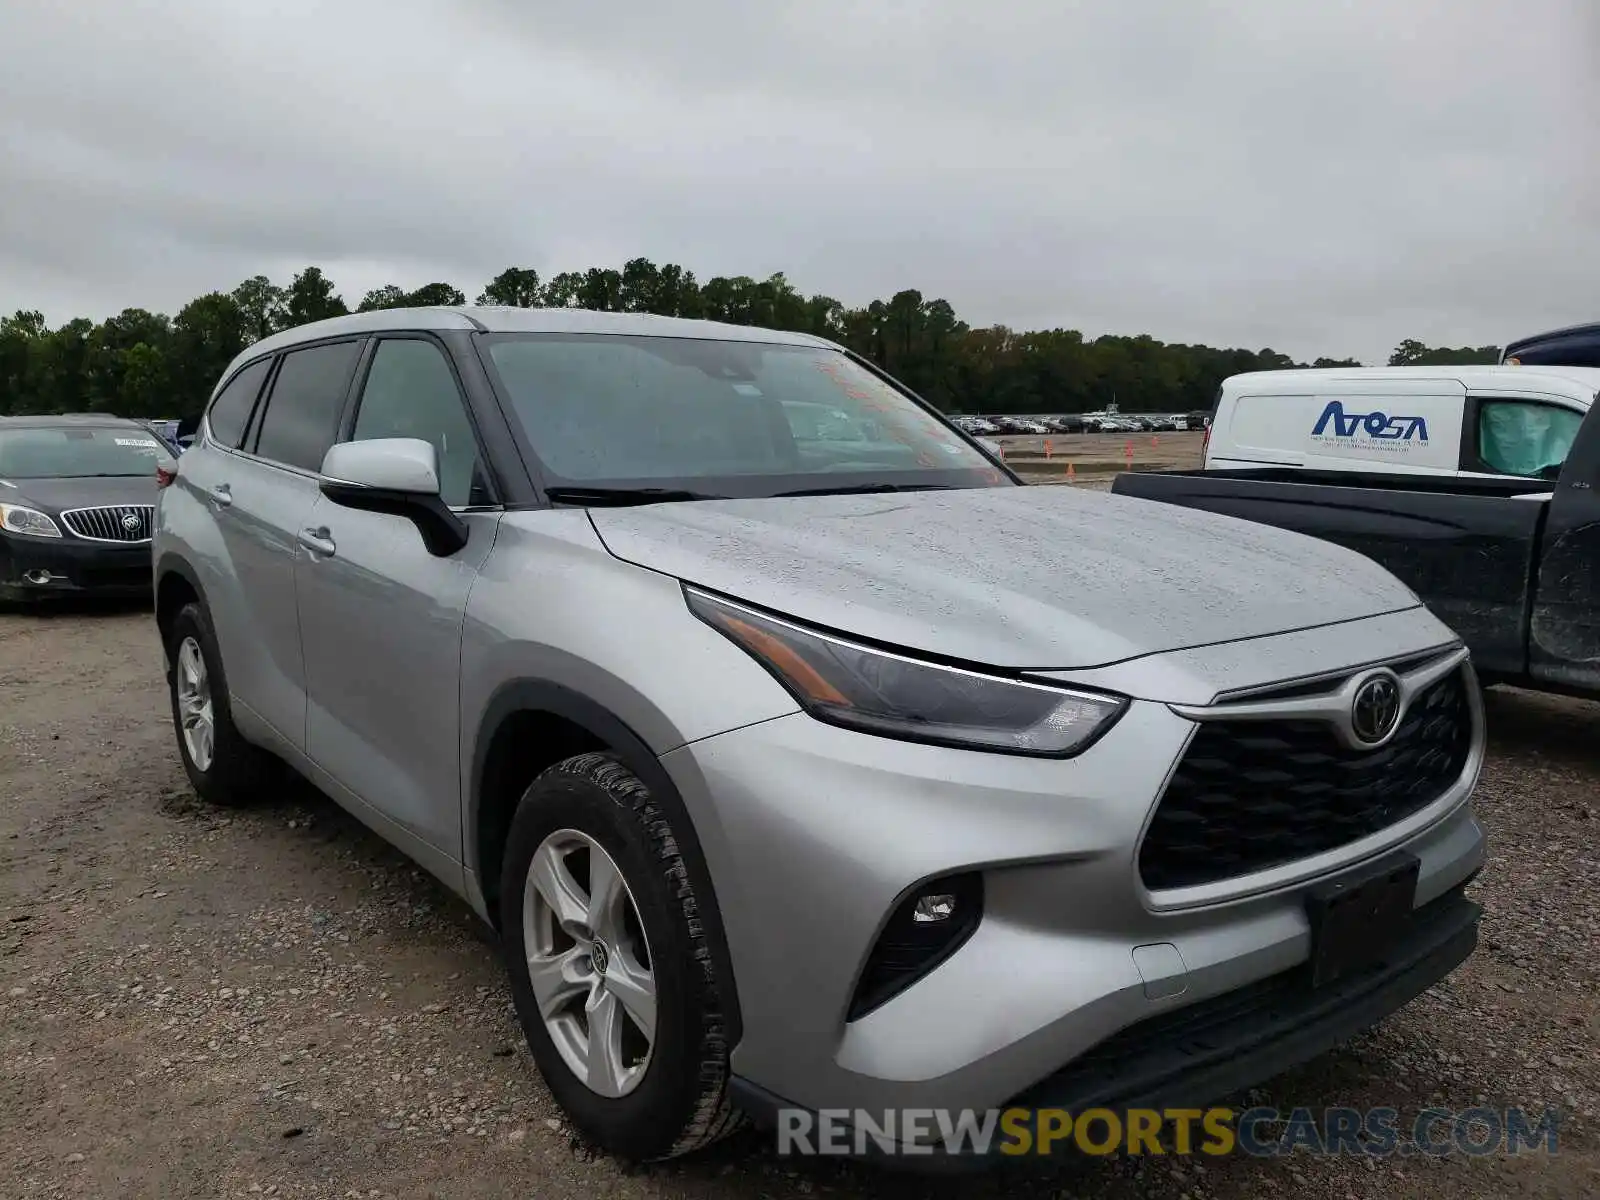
296,336 -> 501,869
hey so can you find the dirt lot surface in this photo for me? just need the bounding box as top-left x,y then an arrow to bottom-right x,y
3,589 -> 1598,1197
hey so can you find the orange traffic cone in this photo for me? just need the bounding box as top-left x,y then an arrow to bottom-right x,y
1067,462 -> 1076,481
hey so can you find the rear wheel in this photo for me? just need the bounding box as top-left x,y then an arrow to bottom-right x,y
500,752 -> 742,1161
164,601 -> 274,806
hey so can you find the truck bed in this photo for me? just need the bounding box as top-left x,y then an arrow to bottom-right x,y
1111,468 -> 1549,682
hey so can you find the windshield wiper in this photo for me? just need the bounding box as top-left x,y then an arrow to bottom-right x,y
543,486 -> 728,507
774,483 -> 959,497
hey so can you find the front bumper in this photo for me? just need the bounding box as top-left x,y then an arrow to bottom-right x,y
0,533 -> 153,600
733,884 -> 1480,1167
658,651 -> 1486,1134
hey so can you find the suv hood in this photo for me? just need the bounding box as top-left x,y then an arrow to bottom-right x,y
587,485 -> 1421,670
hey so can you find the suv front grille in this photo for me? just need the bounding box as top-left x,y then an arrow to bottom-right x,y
1139,666 -> 1472,892
60,505 -> 154,543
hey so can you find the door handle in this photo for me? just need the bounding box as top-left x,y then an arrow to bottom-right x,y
297,527 -> 337,558
208,484 -> 232,508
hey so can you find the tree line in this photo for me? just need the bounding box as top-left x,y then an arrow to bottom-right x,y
0,259 -> 1501,420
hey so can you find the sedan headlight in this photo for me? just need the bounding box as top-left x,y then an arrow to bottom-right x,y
0,503 -> 62,538
686,588 -> 1127,756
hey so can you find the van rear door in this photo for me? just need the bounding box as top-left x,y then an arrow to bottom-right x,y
1208,377 -> 1465,475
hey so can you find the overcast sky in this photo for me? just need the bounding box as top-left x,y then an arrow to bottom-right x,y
2,0 -> 1596,363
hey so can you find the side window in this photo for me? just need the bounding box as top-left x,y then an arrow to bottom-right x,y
251,340 -> 364,472
205,358 -> 272,449
1474,399 -> 1584,480
349,339 -> 488,507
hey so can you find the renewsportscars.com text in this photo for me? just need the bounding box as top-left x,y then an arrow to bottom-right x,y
776,1105 -> 1562,1159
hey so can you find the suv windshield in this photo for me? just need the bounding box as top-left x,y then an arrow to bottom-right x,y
0,426 -> 166,479
481,334 -> 1008,496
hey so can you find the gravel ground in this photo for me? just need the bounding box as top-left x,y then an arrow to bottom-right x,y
1,599 -> 1597,1199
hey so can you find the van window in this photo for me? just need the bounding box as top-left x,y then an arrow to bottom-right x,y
1475,400 -> 1584,479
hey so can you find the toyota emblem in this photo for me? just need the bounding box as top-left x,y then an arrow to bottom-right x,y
1350,672 -> 1402,745
121,513 -> 142,532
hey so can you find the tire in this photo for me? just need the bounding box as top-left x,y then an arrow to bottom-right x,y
500,751 -> 743,1162
164,600 -> 274,806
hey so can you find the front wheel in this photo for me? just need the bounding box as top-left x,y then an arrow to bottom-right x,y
499,752 -> 742,1161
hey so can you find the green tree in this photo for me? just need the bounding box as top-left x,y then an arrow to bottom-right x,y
231,275 -> 287,343
575,268 -> 624,311
0,257 -> 1423,420
83,309 -> 171,411
171,292 -> 248,415
0,311 -> 48,415
119,341 -> 171,418
30,319 -> 94,415
285,267 -> 349,327
477,267 -> 542,307
405,282 -> 466,307
541,272 -> 583,307
1388,339 -> 1499,366
358,284 -> 408,312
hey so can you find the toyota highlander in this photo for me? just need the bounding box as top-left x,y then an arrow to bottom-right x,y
151,307 -> 1486,1164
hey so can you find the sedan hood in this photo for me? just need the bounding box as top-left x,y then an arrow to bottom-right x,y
588,485 -> 1421,670
0,474 -> 158,513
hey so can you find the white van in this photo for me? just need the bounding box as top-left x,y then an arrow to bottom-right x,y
1203,365 -> 1600,481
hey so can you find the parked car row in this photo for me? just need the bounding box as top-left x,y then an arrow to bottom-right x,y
951,411 -> 1209,436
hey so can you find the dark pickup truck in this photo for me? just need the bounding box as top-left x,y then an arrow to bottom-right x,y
1111,403 -> 1600,700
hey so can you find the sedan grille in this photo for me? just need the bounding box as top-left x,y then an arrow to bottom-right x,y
60,505 -> 155,543
1139,667 -> 1473,892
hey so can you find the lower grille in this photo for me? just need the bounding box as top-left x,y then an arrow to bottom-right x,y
1140,667 -> 1473,891
60,505 -> 154,543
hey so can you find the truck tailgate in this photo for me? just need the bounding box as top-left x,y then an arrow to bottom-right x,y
1113,470 -> 1545,678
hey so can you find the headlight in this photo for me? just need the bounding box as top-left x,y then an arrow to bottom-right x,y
0,503 -> 62,538
686,588 -> 1127,756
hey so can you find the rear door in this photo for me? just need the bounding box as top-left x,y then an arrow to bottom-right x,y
296,335 -> 501,870
217,337 -> 365,750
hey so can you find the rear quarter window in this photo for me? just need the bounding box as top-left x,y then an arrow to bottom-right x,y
205,358 -> 272,449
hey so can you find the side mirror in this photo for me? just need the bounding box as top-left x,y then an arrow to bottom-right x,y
318,438 -> 469,557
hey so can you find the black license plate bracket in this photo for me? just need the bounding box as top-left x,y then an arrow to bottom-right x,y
1304,853 -> 1420,988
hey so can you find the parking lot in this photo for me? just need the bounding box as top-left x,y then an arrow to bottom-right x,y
2,515 -> 1597,1198
992,430 -> 1206,480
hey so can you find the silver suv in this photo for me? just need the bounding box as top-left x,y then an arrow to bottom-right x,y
153,308 -> 1486,1163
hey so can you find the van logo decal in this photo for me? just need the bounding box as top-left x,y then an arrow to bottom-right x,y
1311,400 -> 1429,442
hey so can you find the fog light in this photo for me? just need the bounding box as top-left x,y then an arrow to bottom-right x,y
847,872 -> 983,1021
912,893 -> 957,923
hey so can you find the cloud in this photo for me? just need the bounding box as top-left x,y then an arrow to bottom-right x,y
1,0 -> 1595,361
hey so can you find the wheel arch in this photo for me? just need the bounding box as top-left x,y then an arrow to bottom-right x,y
468,678 -> 744,1046
154,554 -> 206,662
